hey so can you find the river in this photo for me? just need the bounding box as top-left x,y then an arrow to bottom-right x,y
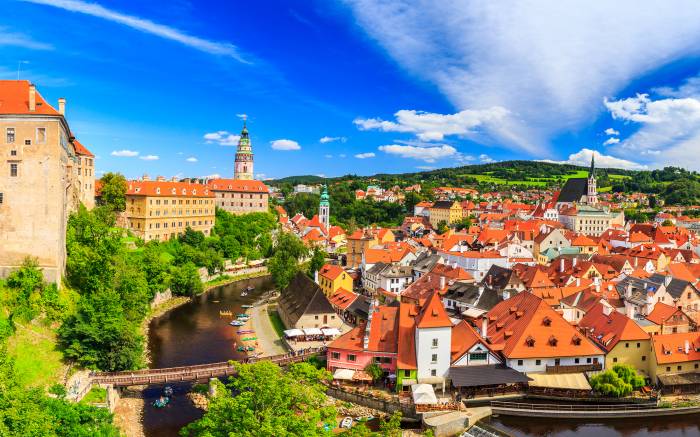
143,275 -> 700,436
143,275 -> 274,437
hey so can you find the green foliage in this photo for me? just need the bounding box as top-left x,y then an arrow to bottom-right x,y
364,363 -> 384,382
0,342 -> 120,436
663,178 -> 700,205
436,220 -> 449,235
590,364 -> 645,397
180,361 -> 335,437
378,412 -> 402,437
98,172 -> 127,212
455,216 -> 472,231
169,263 -> 204,296
307,247 -> 326,279
269,232 -> 308,290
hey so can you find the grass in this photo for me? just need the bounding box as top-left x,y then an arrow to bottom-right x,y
268,309 -> 286,339
6,322 -> 65,388
80,386 -> 107,405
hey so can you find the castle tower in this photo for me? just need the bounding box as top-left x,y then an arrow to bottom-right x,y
587,153 -> 598,205
319,184 -> 330,230
234,118 -> 254,180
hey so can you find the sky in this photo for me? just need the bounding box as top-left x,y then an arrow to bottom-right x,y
3,0 -> 700,180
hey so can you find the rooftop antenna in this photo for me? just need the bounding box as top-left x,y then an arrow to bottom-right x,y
17,60 -> 29,80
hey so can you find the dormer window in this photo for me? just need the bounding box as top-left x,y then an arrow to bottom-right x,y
172,188 -> 176,195
192,189 -> 197,195
525,336 -> 535,347
572,336 -> 582,345
542,316 -> 552,326
182,189 -> 186,195
549,335 -> 558,346
135,187 -> 141,193
228,185 -> 232,189
156,188 -> 161,194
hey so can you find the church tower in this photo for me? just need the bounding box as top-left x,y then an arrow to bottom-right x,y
319,184 -> 330,230
587,154 -> 598,205
234,118 -> 254,180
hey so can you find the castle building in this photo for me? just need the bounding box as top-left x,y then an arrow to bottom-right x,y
0,80 -> 93,283
233,120 -> 253,180
319,184 -> 330,230
73,139 -> 95,209
207,178 -> 269,215
124,176 -> 215,242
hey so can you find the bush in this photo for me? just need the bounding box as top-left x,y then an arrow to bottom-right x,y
589,364 -> 645,397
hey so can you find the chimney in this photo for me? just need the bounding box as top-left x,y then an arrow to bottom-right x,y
142,173 -> 150,181
481,317 -> 488,339
440,276 -> 446,289
603,305 -> 612,316
626,282 -> 633,298
685,340 -> 690,354
171,176 -> 178,182
576,278 -> 580,286
29,84 -> 36,111
58,97 -> 66,115
573,257 -> 577,267
560,258 -> 565,273
156,175 -> 166,182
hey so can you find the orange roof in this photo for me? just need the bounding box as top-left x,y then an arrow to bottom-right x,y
415,291 -> 452,328
652,332 -> 700,364
207,178 -> 269,193
319,264 -> 346,281
302,228 -> 325,243
483,292 -> 602,359
126,180 -> 213,198
571,234 -> 597,246
397,302 -> 418,369
450,320 -> 493,363
72,139 -> 94,157
364,246 -> 412,264
328,288 -> 358,311
328,305 -> 398,354
646,302 -> 683,326
0,80 -> 60,116
579,303 -> 649,352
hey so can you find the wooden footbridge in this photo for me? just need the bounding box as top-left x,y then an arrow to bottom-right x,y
92,350 -> 320,387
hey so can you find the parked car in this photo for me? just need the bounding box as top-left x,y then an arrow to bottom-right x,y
340,417 -> 353,429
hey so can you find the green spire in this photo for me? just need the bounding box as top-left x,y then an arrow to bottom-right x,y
320,184 -> 329,206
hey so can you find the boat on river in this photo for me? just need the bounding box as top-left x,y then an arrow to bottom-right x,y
241,337 -> 257,341
246,285 -> 255,291
230,320 -> 245,326
236,313 -> 249,318
241,305 -> 253,309
237,346 -> 255,352
237,330 -> 255,334
219,310 -> 233,316
153,396 -> 170,408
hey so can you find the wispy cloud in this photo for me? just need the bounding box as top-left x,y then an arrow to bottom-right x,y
0,28 -> 53,50
354,152 -> 375,159
378,144 -> 457,162
139,154 -> 159,161
479,154 -> 495,163
320,136 -> 347,144
603,137 -> 620,146
203,131 -> 240,146
111,149 -> 138,157
23,0 -> 248,63
604,128 -> 619,136
186,156 -> 198,162
270,139 -> 301,151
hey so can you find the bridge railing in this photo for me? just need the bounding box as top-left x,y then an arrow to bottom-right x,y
490,401 -> 658,412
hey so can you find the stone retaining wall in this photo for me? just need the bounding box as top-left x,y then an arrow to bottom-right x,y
326,387 -> 419,420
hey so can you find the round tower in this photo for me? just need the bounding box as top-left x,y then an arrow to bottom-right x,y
319,184 -> 330,229
234,118 -> 254,180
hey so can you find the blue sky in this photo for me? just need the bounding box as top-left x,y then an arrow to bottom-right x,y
3,1 -> 700,179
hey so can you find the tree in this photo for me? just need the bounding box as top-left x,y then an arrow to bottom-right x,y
179,227 -> 205,247
180,361 -> 335,437
98,172 -> 127,212
589,364 -> 645,397
269,233 -> 308,290
307,247 -> 326,279
379,412 -> 402,437
403,191 -> 423,214
661,219 -> 674,226
169,262 -> 203,296
455,217 -> 472,231
436,220 -> 449,235
364,363 -> 384,383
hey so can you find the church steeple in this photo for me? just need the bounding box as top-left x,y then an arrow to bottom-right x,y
319,184 -> 330,230
589,154 -> 596,179
234,116 -> 254,180
587,152 -> 598,206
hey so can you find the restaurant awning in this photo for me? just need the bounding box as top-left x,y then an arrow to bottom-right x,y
333,368 -> 355,381
283,329 -> 304,337
303,328 -> 323,335
411,384 -> 438,405
401,379 -> 417,386
321,328 -> 341,336
658,372 -> 700,387
527,372 -> 591,391
449,365 -> 531,388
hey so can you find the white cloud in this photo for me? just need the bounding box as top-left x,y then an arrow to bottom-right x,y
204,131 -> 240,146
604,128 -> 619,136
416,166 -> 434,170
201,173 -> 221,179
324,154 -> 333,158
24,0 -> 247,62
316,173 -> 327,178
319,136 -> 347,143
186,156 -> 198,162
354,152 -> 375,159
111,149 -> 138,157
355,108 -> 508,142
342,1 -> 700,155
603,137 -> 620,146
479,154 -> 495,163
378,144 -> 457,162
604,89 -> 700,169
0,29 -> 53,50
270,139 -> 301,150
541,148 -> 646,170
139,154 -> 159,161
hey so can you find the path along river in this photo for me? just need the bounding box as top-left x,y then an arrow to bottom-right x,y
141,274 -> 700,436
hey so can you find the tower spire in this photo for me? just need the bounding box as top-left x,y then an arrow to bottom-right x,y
589,153 -> 595,179
234,116 -> 254,180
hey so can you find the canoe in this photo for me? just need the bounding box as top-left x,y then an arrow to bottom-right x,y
237,330 -> 255,334
236,313 -> 248,318
153,397 -> 170,408
230,320 -> 245,326
241,305 -> 253,309
241,337 -> 258,341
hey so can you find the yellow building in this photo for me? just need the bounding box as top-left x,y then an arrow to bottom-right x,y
318,263 -> 353,296
579,304 -> 652,375
73,139 -> 95,209
125,176 -> 215,242
346,228 -> 394,269
0,80 -> 93,283
429,200 -> 462,228
650,332 -> 700,387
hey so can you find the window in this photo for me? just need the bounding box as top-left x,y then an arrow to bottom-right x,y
432,338 -> 438,348
0,193 -> 3,204
666,366 -> 671,372
625,343 -> 629,348
517,360 -> 523,366
469,352 -> 488,361
404,370 -> 411,377
535,359 -> 541,366
36,127 -> 46,143
431,354 -> 437,364
678,365 -> 682,371
347,354 -> 356,362
574,358 -> 580,364
9,163 -> 17,177
6,128 -> 14,143
613,357 -> 618,363
637,342 -> 641,348
24,139 -> 31,145
587,358 -> 592,364
642,356 -> 646,361
430,369 -> 437,377
331,352 -> 340,360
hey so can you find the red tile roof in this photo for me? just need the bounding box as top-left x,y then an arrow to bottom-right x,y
328,288 -> 358,311
450,320 -> 493,363
415,291 -> 452,328
207,178 -> 269,193
72,139 -> 94,157
652,332 -> 700,364
579,303 -> 649,352
0,80 -> 60,116
319,264 -> 346,281
127,180 -> 213,198
397,302 -> 418,369
646,302 -> 683,326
